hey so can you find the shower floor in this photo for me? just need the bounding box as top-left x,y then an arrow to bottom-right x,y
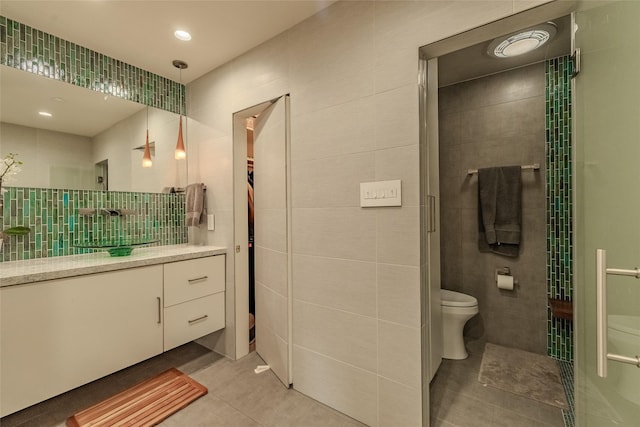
430,337 -> 566,427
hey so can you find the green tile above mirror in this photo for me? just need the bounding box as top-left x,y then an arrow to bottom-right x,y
0,16 -> 184,113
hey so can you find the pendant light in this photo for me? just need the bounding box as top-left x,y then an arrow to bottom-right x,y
142,107 -> 152,167
173,60 -> 188,160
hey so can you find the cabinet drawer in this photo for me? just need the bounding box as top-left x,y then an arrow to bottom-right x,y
164,292 -> 225,351
164,255 -> 225,307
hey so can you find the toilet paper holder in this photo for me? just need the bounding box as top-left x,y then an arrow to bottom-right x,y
495,267 -> 518,287
497,267 -> 511,276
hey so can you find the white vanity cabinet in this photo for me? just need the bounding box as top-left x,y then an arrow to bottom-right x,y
0,265 -> 164,417
0,250 -> 226,418
163,255 -> 226,351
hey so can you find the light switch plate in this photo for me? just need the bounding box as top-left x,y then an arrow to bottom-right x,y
207,214 -> 215,231
360,180 -> 402,207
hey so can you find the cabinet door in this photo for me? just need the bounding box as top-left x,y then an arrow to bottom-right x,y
0,265 -> 163,417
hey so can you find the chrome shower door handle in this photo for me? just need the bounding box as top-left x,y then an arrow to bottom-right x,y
596,249 -> 608,378
595,248 -> 640,378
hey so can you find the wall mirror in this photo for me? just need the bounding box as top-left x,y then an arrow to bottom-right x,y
0,65 -> 187,193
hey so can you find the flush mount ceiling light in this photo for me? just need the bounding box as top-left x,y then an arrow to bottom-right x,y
174,30 -> 191,41
38,111 -> 52,117
488,22 -> 557,58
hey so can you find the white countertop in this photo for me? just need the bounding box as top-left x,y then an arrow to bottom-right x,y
0,244 -> 227,287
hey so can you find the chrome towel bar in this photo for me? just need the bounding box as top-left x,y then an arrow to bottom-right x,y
467,163 -> 540,175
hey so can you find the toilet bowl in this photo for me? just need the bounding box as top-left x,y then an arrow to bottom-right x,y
608,315 -> 640,405
441,289 -> 479,360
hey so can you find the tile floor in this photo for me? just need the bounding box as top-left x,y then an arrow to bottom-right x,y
2,338 -> 568,427
429,337 -> 566,427
1,343 -> 364,427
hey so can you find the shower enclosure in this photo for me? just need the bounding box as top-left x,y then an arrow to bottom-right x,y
573,1 -> 640,425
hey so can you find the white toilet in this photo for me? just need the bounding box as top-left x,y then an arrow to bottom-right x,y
607,315 -> 640,405
441,289 -> 479,360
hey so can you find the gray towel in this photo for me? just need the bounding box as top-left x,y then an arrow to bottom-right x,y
186,183 -> 206,227
478,166 -> 521,257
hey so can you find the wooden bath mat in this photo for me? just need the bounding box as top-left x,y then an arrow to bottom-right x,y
66,368 -> 207,427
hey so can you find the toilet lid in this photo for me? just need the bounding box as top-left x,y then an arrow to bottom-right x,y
441,289 -> 478,307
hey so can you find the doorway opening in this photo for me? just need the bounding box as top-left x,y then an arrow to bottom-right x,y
418,3 -> 575,426
232,95 -> 292,387
94,159 -> 108,191
247,116 -> 255,353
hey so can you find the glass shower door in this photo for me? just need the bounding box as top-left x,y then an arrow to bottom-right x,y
574,1 -> 640,425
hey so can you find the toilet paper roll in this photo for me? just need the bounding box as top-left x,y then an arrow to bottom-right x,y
497,274 -> 514,290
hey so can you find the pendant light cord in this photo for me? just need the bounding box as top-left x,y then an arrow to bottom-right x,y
180,66 -> 189,185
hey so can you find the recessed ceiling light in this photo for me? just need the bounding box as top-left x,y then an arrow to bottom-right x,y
38,111 -> 52,117
174,30 -> 191,41
488,22 -> 557,58
51,96 -> 65,103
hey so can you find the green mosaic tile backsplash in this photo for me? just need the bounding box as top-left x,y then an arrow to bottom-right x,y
0,16 -> 184,114
1,187 -> 187,262
546,55 -> 574,362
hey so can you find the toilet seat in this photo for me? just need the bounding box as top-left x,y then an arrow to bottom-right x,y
441,289 -> 478,308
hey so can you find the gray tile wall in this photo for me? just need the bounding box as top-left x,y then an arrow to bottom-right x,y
439,62 -> 547,354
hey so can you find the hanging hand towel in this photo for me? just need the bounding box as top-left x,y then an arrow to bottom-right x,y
186,183 -> 206,227
478,166 -> 522,257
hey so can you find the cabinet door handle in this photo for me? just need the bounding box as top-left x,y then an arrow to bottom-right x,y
188,276 -> 208,284
156,297 -> 162,324
188,314 -> 209,325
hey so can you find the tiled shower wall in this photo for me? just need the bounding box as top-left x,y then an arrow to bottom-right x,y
546,55 -> 574,362
0,16 -> 183,113
438,57 -> 574,361
438,62 -> 548,355
1,187 -> 187,262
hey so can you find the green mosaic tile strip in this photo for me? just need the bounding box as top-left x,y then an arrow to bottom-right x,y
0,16 -> 184,114
546,55 -> 574,362
559,360 -> 575,427
1,187 -> 187,262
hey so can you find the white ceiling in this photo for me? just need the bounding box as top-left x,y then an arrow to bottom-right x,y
1,2 -> 571,136
0,1 -> 334,137
1,66 -> 145,137
0,0 -> 335,83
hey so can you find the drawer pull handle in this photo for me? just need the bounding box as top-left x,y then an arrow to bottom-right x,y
188,276 -> 208,284
188,315 -> 209,325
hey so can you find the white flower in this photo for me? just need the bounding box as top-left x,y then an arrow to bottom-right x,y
0,153 -> 23,184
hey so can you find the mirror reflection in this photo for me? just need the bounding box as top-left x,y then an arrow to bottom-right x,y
0,66 -> 187,193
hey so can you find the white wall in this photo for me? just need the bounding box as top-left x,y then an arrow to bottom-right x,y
186,1 -> 552,425
0,122 -> 93,189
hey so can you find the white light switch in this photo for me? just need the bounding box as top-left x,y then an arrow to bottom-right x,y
360,180 -> 402,207
207,214 -> 215,231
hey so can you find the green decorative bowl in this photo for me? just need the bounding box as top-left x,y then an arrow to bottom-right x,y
73,239 -> 159,257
